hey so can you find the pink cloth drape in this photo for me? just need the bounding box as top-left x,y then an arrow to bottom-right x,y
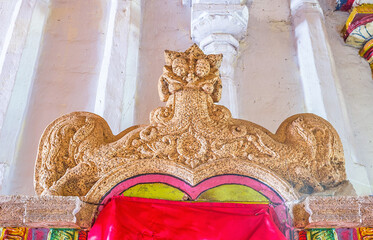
88,196 -> 287,240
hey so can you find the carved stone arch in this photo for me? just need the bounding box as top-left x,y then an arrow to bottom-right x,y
83,158 -> 299,239
36,44 -> 346,214
32,43 -> 350,239
84,158 -> 299,204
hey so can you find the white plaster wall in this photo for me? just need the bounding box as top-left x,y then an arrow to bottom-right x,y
0,0 -> 22,129
236,0 -> 305,132
2,0 -> 111,195
94,0 -> 142,134
134,0 -> 193,124
0,1 -> 22,132
323,6 -> 373,191
0,0 -> 48,193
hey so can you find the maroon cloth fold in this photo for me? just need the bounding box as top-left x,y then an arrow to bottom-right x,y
88,196 -> 287,240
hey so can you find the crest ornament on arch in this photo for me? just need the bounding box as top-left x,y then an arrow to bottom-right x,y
159,44 -> 223,102
34,44 -> 347,198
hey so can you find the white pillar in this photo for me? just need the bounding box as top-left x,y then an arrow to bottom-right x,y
0,0 -> 48,194
94,0 -> 142,134
291,0 -> 372,194
2,0 -> 112,195
191,0 -> 249,117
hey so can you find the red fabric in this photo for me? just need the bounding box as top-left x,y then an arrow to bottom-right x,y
88,196 -> 287,240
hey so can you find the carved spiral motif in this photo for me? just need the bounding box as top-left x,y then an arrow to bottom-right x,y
150,106 -> 174,125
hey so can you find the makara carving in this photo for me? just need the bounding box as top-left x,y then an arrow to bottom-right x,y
35,44 -> 347,196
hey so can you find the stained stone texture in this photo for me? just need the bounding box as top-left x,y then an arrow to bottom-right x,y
0,195 -> 94,229
292,202 -> 310,228
360,196 -> 373,225
0,196 -> 25,226
293,196 -> 373,228
35,44 -> 347,199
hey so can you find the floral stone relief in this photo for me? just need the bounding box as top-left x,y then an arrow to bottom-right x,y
34,44 -> 347,197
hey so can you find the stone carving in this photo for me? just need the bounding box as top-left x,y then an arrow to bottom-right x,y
35,44 -> 347,197
191,0 -> 249,116
293,196 -> 373,228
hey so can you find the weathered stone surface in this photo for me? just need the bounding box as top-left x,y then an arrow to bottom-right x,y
0,196 -> 25,226
0,195 -> 95,229
308,196 -> 360,227
293,196 -> 373,228
292,202 -> 309,228
360,196 -> 373,225
75,202 -> 97,229
25,196 -> 80,228
311,180 -> 356,196
35,44 -> 347,199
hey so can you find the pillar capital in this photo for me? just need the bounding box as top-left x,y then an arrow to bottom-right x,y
191,1 -> 248,43
190,0 -> 249,117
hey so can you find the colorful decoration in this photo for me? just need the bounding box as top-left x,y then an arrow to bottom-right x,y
359,36 -> 373,72
100,174 -> 289,232
337,0 -> 373,11
0,226 -> 371,239
121,182 -> 270,203
122,182 -> 186,200
0,228 -> 87,240
307,229 -> 338,240
336,228 -> 358,240
337,0 -> 356,11
292,228 -> 373,240
28,228 -> 49,240
48,229 -> 78,240
77,231 -> 88,240
343,4 -> 373,77
295,230 -> 308,240
88,196 -> 286,240
197,184 -> 269,203
357,227 -> 373,239
0,227 -> 28,239
343,4 -> 373,47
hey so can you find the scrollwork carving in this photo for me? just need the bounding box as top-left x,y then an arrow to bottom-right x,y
35,44 -> 347,196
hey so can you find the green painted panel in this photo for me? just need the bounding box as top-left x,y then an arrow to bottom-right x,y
48,228 -> 78,240
122,183 -> 185,201
307,229 -> 338,240
197,184 -> 269,203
